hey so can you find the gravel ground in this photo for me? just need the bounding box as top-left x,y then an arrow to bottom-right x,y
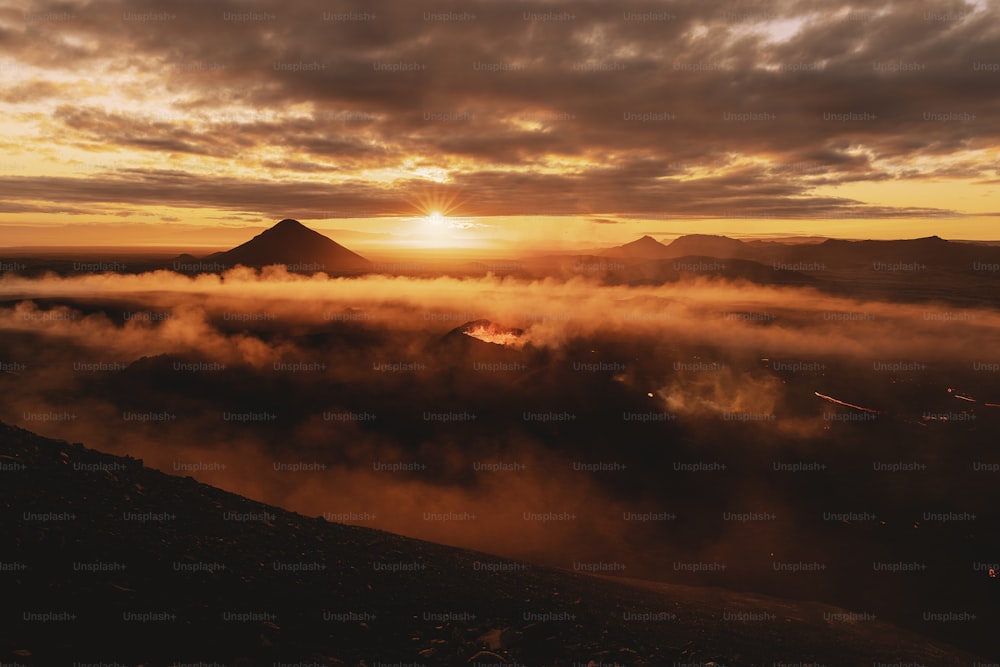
0,422 -> 987,667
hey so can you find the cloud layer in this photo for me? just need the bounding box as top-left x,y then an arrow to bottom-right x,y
1,0 -> 998,226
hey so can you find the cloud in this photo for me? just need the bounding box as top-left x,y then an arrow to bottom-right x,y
1,269 -> 998,611
0,0 -> 997,221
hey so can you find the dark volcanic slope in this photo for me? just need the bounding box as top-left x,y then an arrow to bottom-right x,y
205,218 -> 372,273
0,422 -> 986,667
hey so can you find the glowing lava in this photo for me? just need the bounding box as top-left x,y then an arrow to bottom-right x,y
814,391 -> 881,414
457,320 -> 524,347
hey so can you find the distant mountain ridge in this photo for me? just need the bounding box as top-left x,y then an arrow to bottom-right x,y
602,234 -> 1000,269
601,235 -> 672,259
661,234 -> 752,259
602,234 -> 750,260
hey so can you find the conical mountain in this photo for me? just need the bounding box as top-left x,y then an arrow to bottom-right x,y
208,218 -> 372,273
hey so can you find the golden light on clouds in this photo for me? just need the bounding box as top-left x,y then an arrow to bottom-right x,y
0,0 -> 996,247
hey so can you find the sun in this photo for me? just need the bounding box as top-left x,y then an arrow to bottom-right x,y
404,182 -> 467,222
425,211 -> 447,227
422,210 -> 451,234
414,210 -> 460,246
398,186 -> 486,249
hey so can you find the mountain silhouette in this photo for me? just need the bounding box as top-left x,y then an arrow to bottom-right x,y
601,235 -> 672,259
786,235 -> 966,266
665,234 -> 751,259
206,218 -> 372,274
600,234 -> 1000,273
603,234 -> 755,260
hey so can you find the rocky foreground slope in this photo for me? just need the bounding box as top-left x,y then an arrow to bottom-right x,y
0,422 -> 987,667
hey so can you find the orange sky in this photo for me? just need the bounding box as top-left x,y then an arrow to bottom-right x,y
1,0 -> 997,249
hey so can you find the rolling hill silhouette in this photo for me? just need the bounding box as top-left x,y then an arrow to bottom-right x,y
783,235 -> 997,268
603,234 -> 1000,269
663,234 -> 752,259
603,234 -> 753,260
